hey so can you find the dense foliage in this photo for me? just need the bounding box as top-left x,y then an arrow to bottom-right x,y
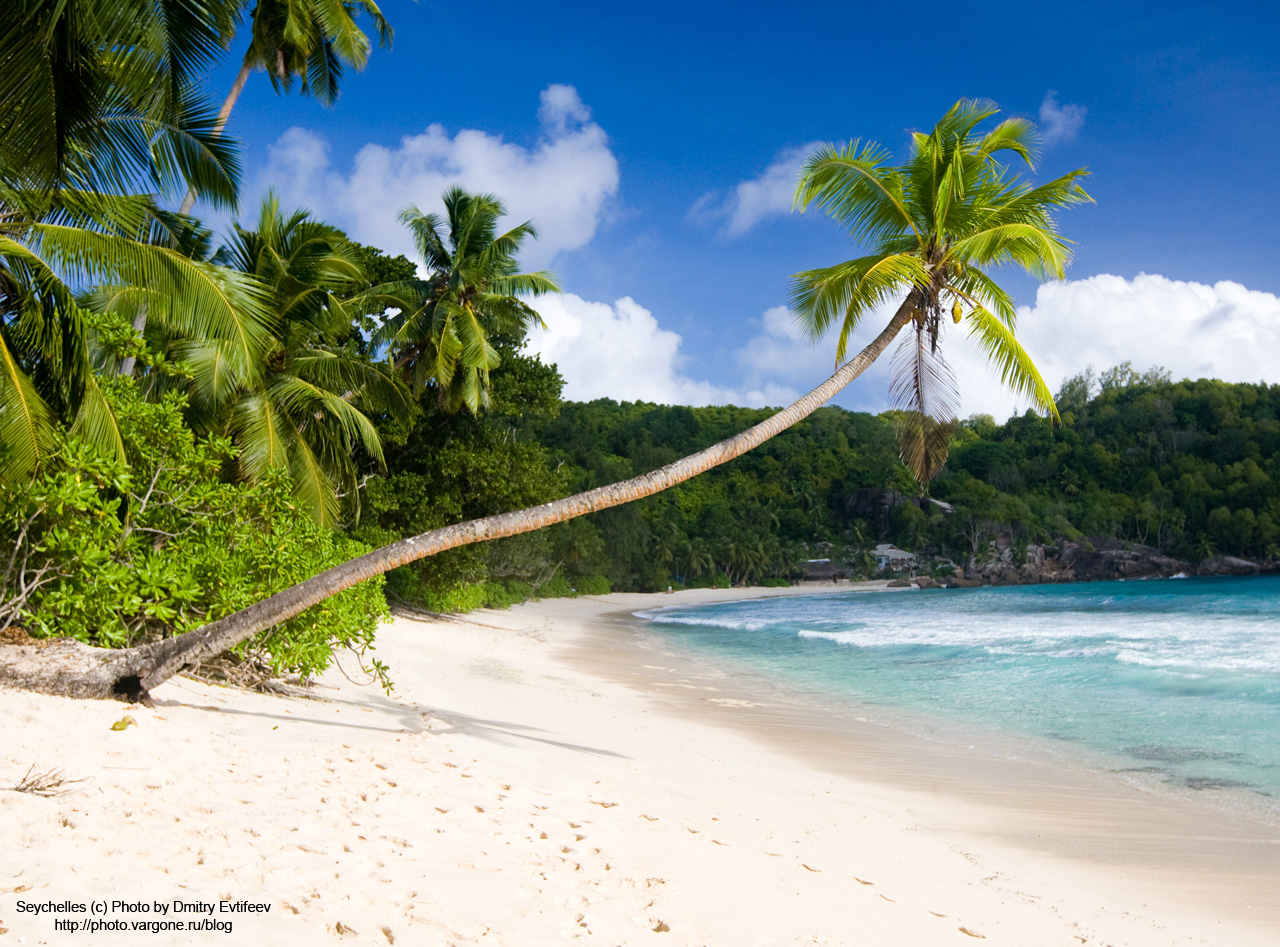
1,382 -> 389,683
398,366 -> 1276,597
527,401 -> 910,590
352,331 -> 580,610
938,368 -> 1280,561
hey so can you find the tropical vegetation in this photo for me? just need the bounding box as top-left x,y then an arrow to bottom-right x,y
1,0 -> 1105,703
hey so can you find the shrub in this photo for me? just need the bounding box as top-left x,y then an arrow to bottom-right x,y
574,575 -> 612,596
423,583 -> 487,614
1,383 -> 389,686
537,573 -> 575,599
481,581 -> 516,609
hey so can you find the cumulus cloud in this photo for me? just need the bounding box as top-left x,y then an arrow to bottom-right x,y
528,274 -> 1280,419
1038,91 -> 1087,147
254,84 -> 619,268
717,274 -> 1280,422
976,273 -> 1280,413
690,142 -> 821,237
527,294 -> 797,407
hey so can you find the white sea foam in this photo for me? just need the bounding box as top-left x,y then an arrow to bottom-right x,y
642,578 -> 1280,798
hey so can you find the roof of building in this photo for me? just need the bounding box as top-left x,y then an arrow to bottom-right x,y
871,544 -> 916,559
799,558 -> 848,578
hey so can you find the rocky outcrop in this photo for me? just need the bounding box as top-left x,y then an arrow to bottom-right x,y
1198,555 -> 1261,576
951,538 -> 1196,588
1059,540 -> 1190,582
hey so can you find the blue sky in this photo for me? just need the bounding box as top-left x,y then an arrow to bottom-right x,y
201,0 -> 1280,417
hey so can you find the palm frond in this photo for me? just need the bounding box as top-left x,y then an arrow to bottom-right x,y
68,370 -> 126,464
888,329 -> 961,486
789,253 -> 929,360
286,432 -> 339,526
229,391 -> 291,481
964,307 -> 1059,419
0,332 -> 56,483
794,141 -> 917,245
29,223 -> 275,372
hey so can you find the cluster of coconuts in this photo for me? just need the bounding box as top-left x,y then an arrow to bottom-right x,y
910,300 -> 965,328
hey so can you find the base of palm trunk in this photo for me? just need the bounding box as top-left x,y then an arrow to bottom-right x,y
0,639 -> 152,703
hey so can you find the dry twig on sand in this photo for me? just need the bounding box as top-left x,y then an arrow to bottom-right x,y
9,764 -> 86,797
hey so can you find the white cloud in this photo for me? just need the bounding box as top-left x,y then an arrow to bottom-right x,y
529,274 -> 1280,420
254,84 -> 619,268
974,273 -> 1280,415
690,142 -> 821,237
527,294 -> 797,407
1039,91 -> 1087,147
717,274 -> 1280,422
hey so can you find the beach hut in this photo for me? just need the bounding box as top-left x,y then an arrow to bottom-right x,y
872,544 -> 917,572
799,559 -> 848,583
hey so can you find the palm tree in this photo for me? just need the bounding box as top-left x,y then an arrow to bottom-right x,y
792,99 -> 1090,482
1,100 -> 1090,701
1,0 -> 265,483
176,0 -> 392,215
2,0 -> 242,205
371,188 -> 560,414
0,187 -> 273,484
195,194 -> 410,525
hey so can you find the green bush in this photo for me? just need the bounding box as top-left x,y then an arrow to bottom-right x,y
1,383 -> 389,685
423,583 -> 487,614
760,577 -> 793,588
538,573 -> 575,599
483,580 -> 533,608
574,575 -> 612,596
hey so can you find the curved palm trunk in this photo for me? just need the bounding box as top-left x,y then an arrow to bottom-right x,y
176,61 -> 253,217
113,62 -> 255,374
1,301 -> 915,702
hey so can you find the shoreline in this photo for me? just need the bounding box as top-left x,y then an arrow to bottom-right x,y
575,586 -> 1280,852
3,584 -> 1278,945
615,578 -> 1280,827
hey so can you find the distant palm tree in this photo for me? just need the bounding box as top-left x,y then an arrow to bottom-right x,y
24,100 -> 1092,701
177,0 -> 392,215
372,188 -> 560,413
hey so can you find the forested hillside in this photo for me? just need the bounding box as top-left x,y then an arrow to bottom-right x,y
366,353 -> 1280,603
939,368 -> 1280,563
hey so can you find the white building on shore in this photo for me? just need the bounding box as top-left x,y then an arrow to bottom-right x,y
872,544 -> 917,572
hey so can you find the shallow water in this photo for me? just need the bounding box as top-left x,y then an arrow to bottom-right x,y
637,575 -> 1280,802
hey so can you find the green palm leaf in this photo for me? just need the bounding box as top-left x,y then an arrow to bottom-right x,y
964,307 -> 1059,420
0,333 -> 56,483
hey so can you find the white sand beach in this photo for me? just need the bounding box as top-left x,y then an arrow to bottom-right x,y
3,586 -> 1279,946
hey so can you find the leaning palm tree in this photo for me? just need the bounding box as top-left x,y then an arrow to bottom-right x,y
791,99 -> 1089,483
371,188 -> 560,414
0,99 -> 1090,701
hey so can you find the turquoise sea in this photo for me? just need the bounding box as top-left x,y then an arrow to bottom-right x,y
637,575 -> 1280,806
